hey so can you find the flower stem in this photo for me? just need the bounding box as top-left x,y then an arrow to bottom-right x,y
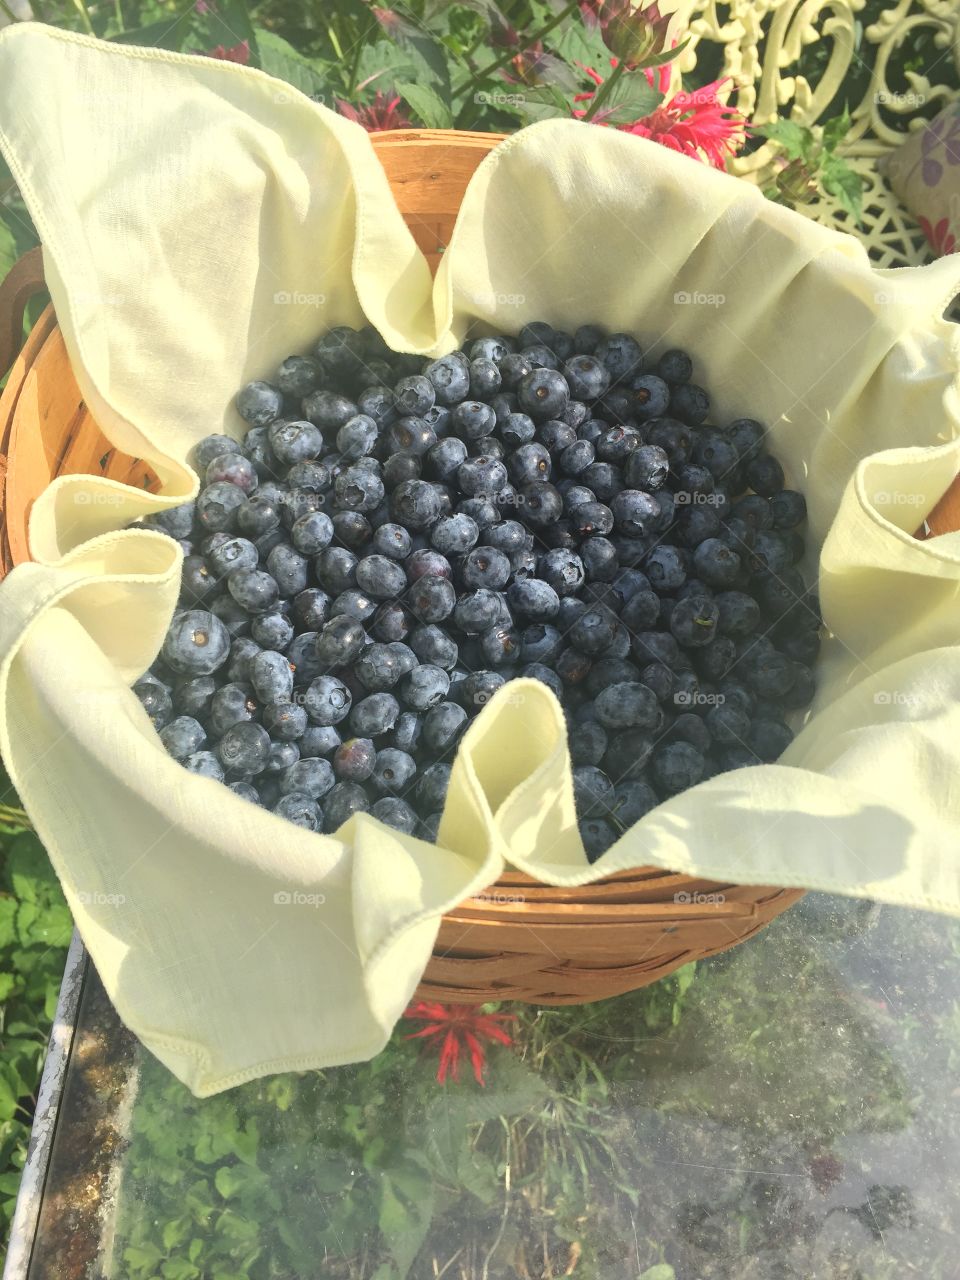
582,57 -> 625,122
70,0 -> 96,35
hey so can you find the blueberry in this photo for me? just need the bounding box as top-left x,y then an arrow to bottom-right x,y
520,623 -> 563,665
273,792 -> 320,831
263,740 -> 301,774
237,381 -> 283,428
507,442 -> 552,487
569,718 -> 608,766
424,353 -> 471,406
579,462 -> 621,502
406,548 -> 453,582
431,514 -> 478,555
352,555 -> 405,602
644,545 -> 687,593
250,649 -> 294,702
751,531 -> 792,576
393,374 -> 436,417
715,590 -> 760,636
267,544 -> 309,597
452,399 -> 497,443
389,710 -> 423,754
227,568 -> 280,615
370,523 -> 413,562
459,670 -> 506,710
304,675 -> 353,726
458,547 -> 510,591
630,374 -> 670,420
303,389 -> 357,431
300,725 -> 342,757
262,700 -> 308,741
216,721 -> 271,777
613,779 -> 659,827
162,610 -> 231,675
335,466 -> 384,514
670,382 -> 710,425
741,649 -> 796,698
371,797 -> 418,834
416,762 -> 451,812
417,701 -> 466,753
399,665 -> 450,711
457,456 -> 508,498
728,418 -> 766,461
605,729 -> 655,779
350,692 -> 400,737
656,348 -> 693,383
746,454 -> 785,497
669,595 -> 719,648
278,757 -> 335,800
196,481 -> 247,534
143,500 -> 197,541
173,675 -> 216,721
408,575 -> 457,624
230,781 -> 261,805
594,333 -> 642,381
573,766 -> 616,818
594,681 -> 658,730
518,368 -> 569,420
316,547 -> 358,594
695,634 -> 736,680
159,715 -> 206,760
354,643 -> 402,692
427,439 -> 469,486
277,355 -> 323,399
651,742 -> 705,794
453,589 -> 503,634
290,511 -> 334,556
563,354 -> 609,400
556,648 -> 592,684
748,718 -> 794,762
391,480 -> 442,530
580,818 -> 617,861
608,490 -> 659,538
184,751 -> 226,782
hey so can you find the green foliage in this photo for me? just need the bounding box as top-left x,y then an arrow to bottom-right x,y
0,787 -> 69,1238
756,109 -> 865,223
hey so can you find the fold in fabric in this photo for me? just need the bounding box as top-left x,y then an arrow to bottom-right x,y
0,24 -> 959,1094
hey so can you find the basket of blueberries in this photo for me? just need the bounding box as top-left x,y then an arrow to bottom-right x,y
0,131 -> 829,1005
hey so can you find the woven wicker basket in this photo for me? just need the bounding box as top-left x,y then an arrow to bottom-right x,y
2,128 -> 957,1006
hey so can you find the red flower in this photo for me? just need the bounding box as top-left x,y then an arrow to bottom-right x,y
335,91 -> 413,132
206,41 -> 249,63
404,1001 -> 516,1086
574,66 -> 746,169
919,214 -> 957,256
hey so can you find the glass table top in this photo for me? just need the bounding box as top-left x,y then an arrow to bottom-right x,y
25,891 -> 960,1280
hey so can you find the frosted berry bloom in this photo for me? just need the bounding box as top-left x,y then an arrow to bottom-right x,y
404,1001 -> 516,1085
336,91 -> 412,132
575,64 -> 747,169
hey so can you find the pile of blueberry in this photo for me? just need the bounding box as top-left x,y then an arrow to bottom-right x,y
134,320 -> 820,860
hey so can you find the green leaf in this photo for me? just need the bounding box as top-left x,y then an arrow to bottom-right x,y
0,899 -> 17,950
592,73 -> 662,127
755,119 -> 815,160
161,1260 -> 201,1280
124,1245 -> 164,1272
820,155 -> 864,222
505,83 -> 574,125
379,1174 -> 435,1278
254,29 -> 328,102
395,81 -> 454,129
214,1165 -> 248,1199
371,14 -> 450,94
821,109 -> 851,153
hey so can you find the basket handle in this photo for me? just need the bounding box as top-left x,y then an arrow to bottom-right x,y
0,245 -> 45,381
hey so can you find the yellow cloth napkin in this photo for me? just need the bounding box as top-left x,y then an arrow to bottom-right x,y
1,23 -> 959,1096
